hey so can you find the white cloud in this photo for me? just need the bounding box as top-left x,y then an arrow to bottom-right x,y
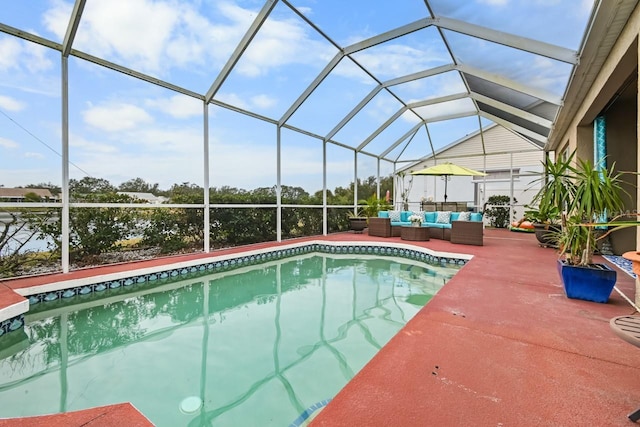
0,36 -> 52,75
0,137 -> 19,149
216,92 -> 248,110
400,110 -> 422,125
216,91 -> 277,111
69,133 -> 120,154
125,127 -> 203,152
251,94 -> 277,109
42,0 -> 331,80
295,6 -> 313,15
345,44 -> 449,81
145,94 -> 203,119
48,0 -> 179,74
236,13 -> 334,78
23,42 -> 54,73
401,73 -> 469,105
0,95 -> 26,111
24,152 -> 45,159
0,37 -> 22,71
83,102 -> 154,132
42,0 -> 73,39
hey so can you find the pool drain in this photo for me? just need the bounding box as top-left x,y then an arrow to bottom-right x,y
179,396 -> 203,414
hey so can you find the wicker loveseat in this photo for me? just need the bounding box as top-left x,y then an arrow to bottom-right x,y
368,210 -> 484,245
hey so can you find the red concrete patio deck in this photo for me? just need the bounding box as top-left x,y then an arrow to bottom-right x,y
1,228 -> 640,426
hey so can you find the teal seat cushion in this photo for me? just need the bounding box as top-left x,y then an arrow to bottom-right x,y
470,213 -> 483,222
391,222 -> 409,226
400,211 -> 412,222
378,211 -> 389,218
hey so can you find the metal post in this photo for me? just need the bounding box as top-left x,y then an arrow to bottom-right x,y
203,101 -> 210,253
353,150 -> 358,215
376,158 -> 381,199
277,125 -> 282,242
61,55 -> 70,273
323,140 -> 327,236
510,153 -> 514,222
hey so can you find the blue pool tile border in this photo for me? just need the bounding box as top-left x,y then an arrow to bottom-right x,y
289,398 -> 332,427
0,315 -> 24,337
24,243 -> 468,311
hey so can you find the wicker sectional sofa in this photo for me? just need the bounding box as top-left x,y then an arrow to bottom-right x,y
368,210 -> 484,245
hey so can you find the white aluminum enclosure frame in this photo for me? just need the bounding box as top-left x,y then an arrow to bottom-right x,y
0,0 -> 617,273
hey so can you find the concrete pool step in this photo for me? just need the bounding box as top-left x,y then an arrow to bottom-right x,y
0,403 -> 153,427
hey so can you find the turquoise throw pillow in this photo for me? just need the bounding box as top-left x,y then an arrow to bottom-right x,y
470,213 -> 482,222
425,212 -> 436,223
378,211 -> 390,218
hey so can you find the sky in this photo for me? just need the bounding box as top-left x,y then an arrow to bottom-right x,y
0,0 -> 595,193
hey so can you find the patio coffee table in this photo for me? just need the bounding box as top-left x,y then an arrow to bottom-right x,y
400,226 -> 429,241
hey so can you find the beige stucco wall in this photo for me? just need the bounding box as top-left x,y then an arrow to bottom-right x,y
553,5 -> 640,255
606,91 -> 637,254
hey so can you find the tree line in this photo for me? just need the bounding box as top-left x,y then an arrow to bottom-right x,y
1,176 -> 393,277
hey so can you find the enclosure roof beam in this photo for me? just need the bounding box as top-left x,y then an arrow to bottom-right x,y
457,64 -> 563,106
0,23 -> 61,51
325,85 -> 382,141
425,110 -> 477,123
356,92 -> 469,152
384,64 -> 456,87
279,52 -> 344,126
435,15 -> 578,64
380,123 -> 423,158
72,50 -> 204,100
470,92 -> 553,129
480,111 -> 548,144
343,18 -> 435,55
407,92 -> 469,110
205,0 -> 278,103
62,0 -> 86,57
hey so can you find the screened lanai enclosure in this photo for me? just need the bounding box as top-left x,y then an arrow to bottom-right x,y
0,0 -> 602,274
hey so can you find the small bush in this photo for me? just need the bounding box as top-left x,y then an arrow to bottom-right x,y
483,195 -> 516,228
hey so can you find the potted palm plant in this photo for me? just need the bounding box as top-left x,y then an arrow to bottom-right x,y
554,157 -> 630,303
359,194 -> 392,218
527,152 -> 576,247
347,194 -> 391,233
347,209 -> 367,233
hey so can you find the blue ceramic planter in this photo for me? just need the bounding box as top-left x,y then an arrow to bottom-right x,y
557,259 -> 617,303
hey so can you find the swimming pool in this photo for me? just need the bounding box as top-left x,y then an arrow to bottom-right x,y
0,251 -> 461,426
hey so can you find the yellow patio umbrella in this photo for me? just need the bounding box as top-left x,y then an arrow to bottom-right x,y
410,162 -> 487,202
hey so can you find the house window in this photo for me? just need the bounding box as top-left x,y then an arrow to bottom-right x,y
472,169 -> 520,181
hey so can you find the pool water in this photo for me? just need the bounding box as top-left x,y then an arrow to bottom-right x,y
0,253 -> 459,426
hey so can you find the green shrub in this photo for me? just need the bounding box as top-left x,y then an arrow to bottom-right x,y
27,193 -> 142,259
483,195 -> 516,228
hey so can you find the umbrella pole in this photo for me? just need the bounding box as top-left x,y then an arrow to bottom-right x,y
444,177 -> 448,202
